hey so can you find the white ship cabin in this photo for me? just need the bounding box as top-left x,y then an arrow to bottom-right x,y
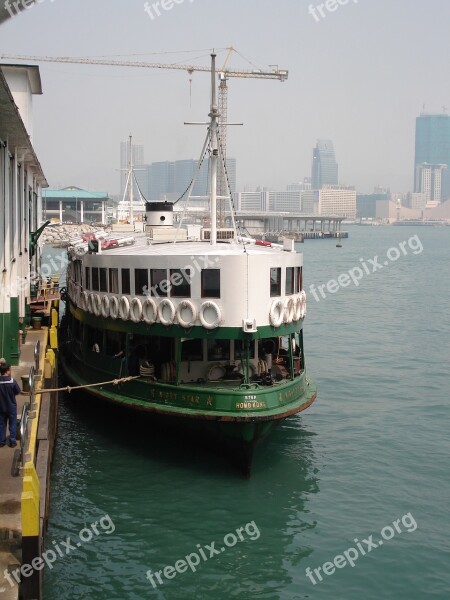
67,202 -> 307,384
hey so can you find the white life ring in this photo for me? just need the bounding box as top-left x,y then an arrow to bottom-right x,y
199,301 -> 221,330
100,295 -> 110,319
119,296 -> 130,320
90,293 -> 102,317
158,299 -> 175,326
293,294 -> 302,322
269,299 -> 284,328
80,290 -> 89,311
284,297 -> 295,323
109,296 -> 119,320
300,290 -> 307,320
130,297 -> 143,323
207,363 -> 226,381
142,297 -> 157,325
176,300 -> 198,328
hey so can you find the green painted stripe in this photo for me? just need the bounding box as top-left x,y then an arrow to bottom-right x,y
69,301 -> 304,339
61,357 -> 317,421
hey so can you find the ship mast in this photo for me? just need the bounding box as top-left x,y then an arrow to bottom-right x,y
128,134 -> 134,227
209,53 -> 218,245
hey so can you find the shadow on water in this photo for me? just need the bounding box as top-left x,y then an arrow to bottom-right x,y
60,388 -> 320,482
60,389 -> 240,479
47,390 -> 321,599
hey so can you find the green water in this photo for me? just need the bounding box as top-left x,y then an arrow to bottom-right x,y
42,227 -> 450,599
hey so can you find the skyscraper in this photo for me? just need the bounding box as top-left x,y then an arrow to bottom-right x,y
414,113 -> 450,199
414,163 -> 446,202
145,158 -> 236,204
311,140 -> 338,189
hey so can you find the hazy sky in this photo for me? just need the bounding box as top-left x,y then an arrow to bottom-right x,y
1,0 -> 450,195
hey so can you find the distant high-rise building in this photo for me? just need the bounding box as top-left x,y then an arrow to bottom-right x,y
356,193 -> 389,219
235,190 -> 302,212
414,163 -> 446,202
287,178 -> 311,192
145,158 -> 236,205
120,140 -> 145,198
311,186 -> 356,219
311,140 -> 338,189
414,113 -> 450,199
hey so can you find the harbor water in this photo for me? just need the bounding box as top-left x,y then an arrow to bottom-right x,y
42,226 -> 450,599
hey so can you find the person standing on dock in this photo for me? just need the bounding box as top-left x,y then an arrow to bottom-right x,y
0,364 -> 21,448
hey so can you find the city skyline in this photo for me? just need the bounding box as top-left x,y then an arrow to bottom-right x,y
1,1 -> 450,196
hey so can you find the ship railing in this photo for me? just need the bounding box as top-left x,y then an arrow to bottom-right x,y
31,274 -> 60,301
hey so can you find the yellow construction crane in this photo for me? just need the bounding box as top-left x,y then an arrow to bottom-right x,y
1,50 -> 288,221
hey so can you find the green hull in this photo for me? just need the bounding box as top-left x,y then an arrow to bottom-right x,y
60,302 -> 317,474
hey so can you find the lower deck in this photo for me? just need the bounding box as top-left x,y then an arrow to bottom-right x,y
61,301 -> 315,419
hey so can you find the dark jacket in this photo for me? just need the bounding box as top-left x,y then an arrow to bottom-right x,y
0,376 -> 21,413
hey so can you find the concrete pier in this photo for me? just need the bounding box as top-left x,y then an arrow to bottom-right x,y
0,324 -> 58,600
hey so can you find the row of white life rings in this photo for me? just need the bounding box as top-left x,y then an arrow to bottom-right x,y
75,288 -> 222,330
269,291 -> 307,328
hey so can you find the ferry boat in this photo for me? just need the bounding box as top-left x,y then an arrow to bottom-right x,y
60,54 -> 317,474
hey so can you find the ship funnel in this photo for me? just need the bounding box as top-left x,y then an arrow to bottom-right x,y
145,201 -> 174,227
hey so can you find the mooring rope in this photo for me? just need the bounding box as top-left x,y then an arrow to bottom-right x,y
29,375 -> 141,395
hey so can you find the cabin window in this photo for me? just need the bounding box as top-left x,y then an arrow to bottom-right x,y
135,269 -> 149,296
99,268 -> 108,292
121,269 -> 131,295
296,266 -> 303,292
286,267 -> 295,295
235,339 -> 256,360
84,267 -> 90,290
86,326 -> 102,352
170,269 -> 191,298
105,330 -> 125,356
109,269 -> 119,294
181,339 -> 203,361
270,267 -> 281,297
207,339 -> 230,361
201,269 -> 220,298
91,267 -> 99,292
150,269 -> 168,297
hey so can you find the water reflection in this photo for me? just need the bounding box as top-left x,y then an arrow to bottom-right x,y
45,394 -> 319,600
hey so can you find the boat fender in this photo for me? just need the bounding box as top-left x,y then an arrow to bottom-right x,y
100,295 -> 110,319
176,300 -> 198,328
199,301 -> 221,330
284,297 -> 295,323
130,297 -> 143,323
109,296 -> 119,320
119,296 -> 130,320
293,294 -> 302,322
142,297 -> 157,325
80,290 -> 89,311
158,299 -> 176,326
269,299 -> 284,328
